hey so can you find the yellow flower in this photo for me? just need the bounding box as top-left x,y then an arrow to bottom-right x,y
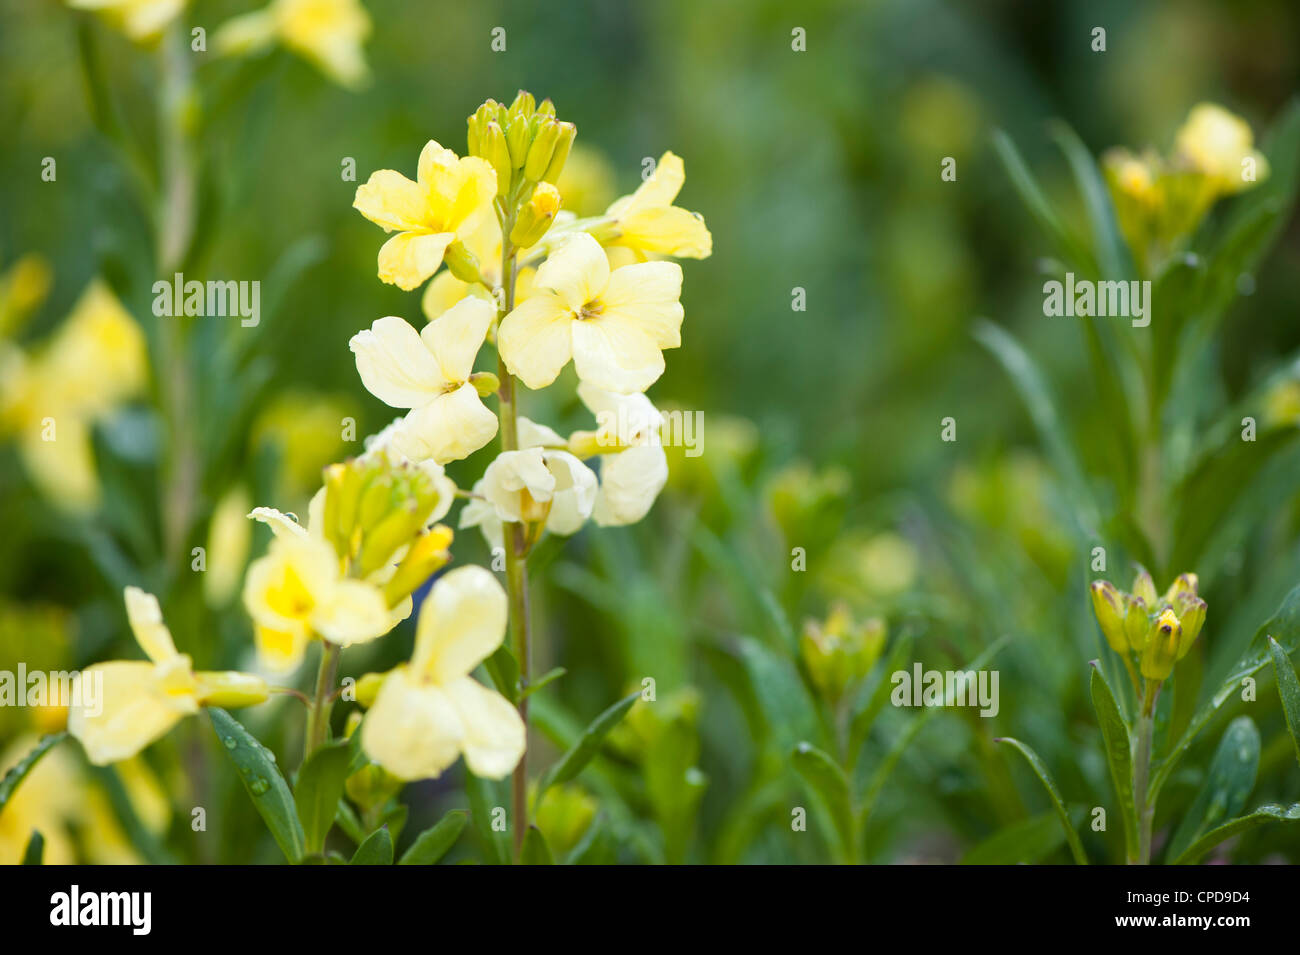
353,141 -> 497,290
204,485 -> 253,607
69,588 -> 268,765
361,566 -> 525,780
604,151 -> 712,259
498,232 -> 683,393
349,298 -> 499,464
570,383 -> 669,527
1175,103 -> 1269,194
214,0 -> 372,89
66,0 -> 187,44
478,441 -> 598,534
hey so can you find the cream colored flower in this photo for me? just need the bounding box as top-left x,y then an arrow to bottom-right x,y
350,297 -> 498,464
573,383 -> 668,526
361,566 -> 524,780
480,445 -> 597,534
69,588 -> 268,765
214,0 -> 371,89
66,0 -> 186,44
419,214 -> 537,321
1174,103 -> 1269,194
604,151 -> 712,258
497,233 -> 683,393
352,141 -> 497,290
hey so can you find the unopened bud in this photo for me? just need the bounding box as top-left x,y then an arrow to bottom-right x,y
1132,566 -> 1158,607
444,241 -> 484,285
195,671 -> 269,708
482,121 -> 512,197
510,183 -> 562,248
382,525 -> 454,606
1140,608 -> 1182,681
542,123 -> 576,185
470,371 -> 500,397
1090,580 -> 1127,654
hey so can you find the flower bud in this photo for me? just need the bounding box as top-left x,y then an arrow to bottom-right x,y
536,98 -> 556,118
1132,566 -> 1158,608
358,501 -> 424,577
195,670 -> 269,708
357,473 -> 396,531
799,606 -> 886,701
1140,607 -> 1182,680
510,182 -> 562,248
508,89 -> 535,123
382,525 -> 454,606
524,119 -> 562,182
354,670 -> 389,709
481,121 -> 512,197
1163,572 -> 1199,607
506,117 -> 531,170
1123,594 -> 1150,652
443,241 -> 484,284
1089,580 -> 1127,653
542,123 -> 577,185
469,371 -> 500,397
1174,595 -> 1206,658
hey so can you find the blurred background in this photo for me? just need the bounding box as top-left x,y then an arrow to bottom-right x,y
2,0 -> 1299,864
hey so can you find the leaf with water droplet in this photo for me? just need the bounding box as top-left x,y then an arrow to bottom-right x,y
208,708 -> 304,863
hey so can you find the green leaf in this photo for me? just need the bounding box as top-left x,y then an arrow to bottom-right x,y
349,826 -> 393,865
1170,803 -> 1300,865
1269,637 -> 1300,769
1048,120 -> 1133,279
208,708 -> 305,863
398,810 -> 467,865
464,771 -> 509,865
973,320 -> 1099,536
1090,663 -> 1137,864
520,825 -> 555,865
484,644 -> 520,704
791,742 -> 854,861
961,811 -> 1066,865
520,666 -> 566,700
294,738 -> 352,854
21,830 -> 44,866
1165,716 -> 1260,864
731,634 -> 818,751
992,129 -> 1092,269
0,732 -> 67,815
848,629 -> 915,757
537,690 -> 640,798
995,737 -> 1088,864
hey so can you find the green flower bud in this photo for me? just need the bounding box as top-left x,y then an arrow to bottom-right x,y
1163,572 -> 1199,607
542,122 -> 577,185
469,371 -> 500,397
382,525 -> 454,606
1132,566 -> 1158,607
508,89 -> 535,123
509,182 -> 562,248
357,473 -> 396,531
506,116 -> 531,170
1090,580 -> 1127,653
481,121 -> 512,197
536,98 -> 556,118
358,501 -> 424,577
1140,607 -> 1182,680
443,240 -> 484,285
524,118 -> 562,183
1174,595 -> 1206,658
1124,594 -> 1150,652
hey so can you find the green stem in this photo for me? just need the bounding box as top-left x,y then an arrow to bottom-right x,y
1132,679 -> 1159,864
305,643 -> 340,763
496,232 -> 532,857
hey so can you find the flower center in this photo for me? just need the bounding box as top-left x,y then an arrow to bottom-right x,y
578,299 -> 604,320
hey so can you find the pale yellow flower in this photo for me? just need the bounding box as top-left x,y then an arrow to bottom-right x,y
419,214 -> 537,321
498,233 -> 683,393
69,588 -> 268,765
1175,103 -> 1269,194
66,0 -> 186,44
604,151 -> 712,258
353,141 -> 497,290
361,566 -> 524,781
479,445 -> 598,534
214,0 -> 371,89
204,485 -> 253,607
568,383 -> 669,527
350,297 -> 499,464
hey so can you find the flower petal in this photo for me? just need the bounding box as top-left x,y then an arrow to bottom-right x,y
353,170 -> 428,233
351,315 -> 446,408
124,586 -> 178,663
361,666 -> 464,781
397,383 -> 499,465
312,578 -> 393,646
443,676 -> 525,779
482,448 -> 555,522
601,261 -> 684,348
542,450 -> 598,535
571,309 -> 666,394
376,231 -> 454,291
420,295 -> 494,384
594,444 -> 668,526
534,232 -> 609,311
68,662 -> 195,766
497,294 -> 575,390
411,565 -> 508,683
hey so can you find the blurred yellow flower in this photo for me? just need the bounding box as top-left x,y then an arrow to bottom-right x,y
604,152 -> 712,259
361,566 -> 525,781
498,233 -> 683,393
69,588 -> 268,765
66,0 -> 187,44
555,146 -> 616,217
353,141 -> 497,290
349,298 -> 499,464
1174,102 -> 1269,194
0,253 -> 52,338
204,485 -> 253,607
215,0 -> 372,89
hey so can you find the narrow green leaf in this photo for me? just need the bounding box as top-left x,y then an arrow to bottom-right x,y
1165,716 -> 1260,863
1048,120 -> 1133,279
1090,663 -> 1137,863
1171,803 -> 1300,865
537,690 -> 640,798
484,644 -> 520,704
520,666 -> 566,700
791,742 -> 854,861
1268,637 -> 1300,768
294,738 -> 352,854
398,810 -> 467,865
973,319 -> 1098,536
848,629 -> 915,756
992,129 -> 1092,269
0,732 -> 67,815
208,708 -> 305,863
464,771 -> 509,865
349,826 -> 393,865
520,825 -> 555,865
961,811 -> 1066,865
995,737 -> 1088,864
21,830 -> 44,866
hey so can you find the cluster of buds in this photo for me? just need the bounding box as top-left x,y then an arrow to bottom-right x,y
468,91 -> 575,218
320,452 -> 453,605
1090,568 -> 1207,682
799,604 -> 887,702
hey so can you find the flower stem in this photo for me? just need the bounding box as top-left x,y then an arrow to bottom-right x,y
497,235 -> 532,857
1132,679 -> 1159,864
305,643 -> 340,763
